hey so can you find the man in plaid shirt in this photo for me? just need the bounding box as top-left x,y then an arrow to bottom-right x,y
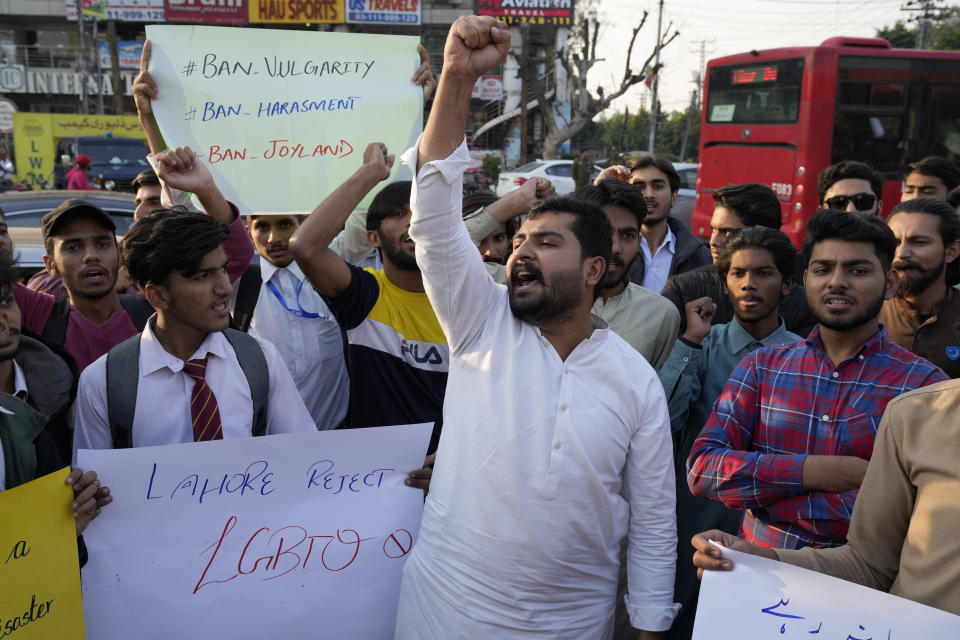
687,210 -> 947,550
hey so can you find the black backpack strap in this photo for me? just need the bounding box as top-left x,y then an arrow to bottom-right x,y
222,328 -> 269,436
106,334 -> 142,449
230,264 -> 262,332
118,294 -> 155,331
39,297 -> 72,347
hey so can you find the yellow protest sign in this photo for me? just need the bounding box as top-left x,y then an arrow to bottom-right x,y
12,113 -> 146,189
0,467 -> 85,640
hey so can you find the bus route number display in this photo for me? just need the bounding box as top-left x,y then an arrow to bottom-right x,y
731,65 -> 778,85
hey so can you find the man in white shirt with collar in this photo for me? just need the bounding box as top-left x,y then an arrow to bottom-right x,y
231,214 -> 349,429
73,211 -> 315,456
629,157 -> 711,294
395,16 -> 679,639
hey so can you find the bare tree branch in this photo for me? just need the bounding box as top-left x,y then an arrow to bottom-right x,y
621,11 -> 649,87
517,13 -> 680,158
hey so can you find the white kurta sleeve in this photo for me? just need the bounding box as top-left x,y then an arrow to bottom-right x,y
404,138 -> 501,353
623,373 -> 682,631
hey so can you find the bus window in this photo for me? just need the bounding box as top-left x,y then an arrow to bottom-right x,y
706,58 -> 803,124
838,83 -> 905,108
832,57 -> 911,172
831,113 -> 904,172
930,88 -> 960,161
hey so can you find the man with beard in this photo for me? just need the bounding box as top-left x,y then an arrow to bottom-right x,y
290,146 -> 448,453
394,16 -> 678,639
687,210 -> 947,551
578,179 -> 680,368
657,227 -> 800,640
228,213 -> 349,429
879,198 -> 960,378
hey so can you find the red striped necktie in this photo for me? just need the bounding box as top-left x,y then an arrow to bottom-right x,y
183,357 -> 223,442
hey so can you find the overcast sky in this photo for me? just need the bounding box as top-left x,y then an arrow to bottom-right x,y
588,0 -> 912,117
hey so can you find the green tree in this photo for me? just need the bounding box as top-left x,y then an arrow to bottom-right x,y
875,9 -> 960,50
876,20 -> 916,48
934,10 -> 960,49
585,106 -> 699,161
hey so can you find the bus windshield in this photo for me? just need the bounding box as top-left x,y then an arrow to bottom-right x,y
706,58 -> 804,124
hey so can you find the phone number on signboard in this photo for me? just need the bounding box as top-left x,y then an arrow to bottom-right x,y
348,12 -> 419,22
110,9 -> 165,20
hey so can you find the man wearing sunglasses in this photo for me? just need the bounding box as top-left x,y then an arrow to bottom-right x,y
817,160 -> 884,216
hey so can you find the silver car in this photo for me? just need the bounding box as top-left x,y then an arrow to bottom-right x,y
672,162 -> 698,229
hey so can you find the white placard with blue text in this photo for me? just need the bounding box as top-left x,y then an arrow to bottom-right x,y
145,25 -> 423,214
77,424 -> 432,639
694,544 -> 960,638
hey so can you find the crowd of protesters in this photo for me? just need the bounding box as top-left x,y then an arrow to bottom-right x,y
2,14 -> 960,640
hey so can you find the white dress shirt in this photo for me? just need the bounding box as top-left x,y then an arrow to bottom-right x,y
231,260 -> 349,429
395,139 -> 680,638
639,224 -> 676,293
72,321 -> 315,460
0,362 -> 30,492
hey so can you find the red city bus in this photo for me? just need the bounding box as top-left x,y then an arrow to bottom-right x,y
692,37 -> 960,246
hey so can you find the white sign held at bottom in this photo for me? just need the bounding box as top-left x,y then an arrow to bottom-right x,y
77,423 -> 432,639
694,543 -> 960,638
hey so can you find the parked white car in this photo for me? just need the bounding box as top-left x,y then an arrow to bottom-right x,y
672,162 -> 698,229
496,160 -> 601,197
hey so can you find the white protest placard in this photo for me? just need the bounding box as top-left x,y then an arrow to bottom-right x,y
145,25 -> 423,214
694,544 -> 960,638
77,424 -> 432,639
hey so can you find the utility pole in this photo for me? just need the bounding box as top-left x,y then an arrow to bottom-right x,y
901,0 -> 948,49
93,19 -> 104,115
77,0 -> 88,115
108,20 -> 123,114
647,0 -> 663,155
520,22 -> 529,166
679,87 -> 697,161
689,39 -> 714,110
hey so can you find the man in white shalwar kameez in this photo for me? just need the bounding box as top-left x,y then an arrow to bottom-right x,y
395,16 -> 680,639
